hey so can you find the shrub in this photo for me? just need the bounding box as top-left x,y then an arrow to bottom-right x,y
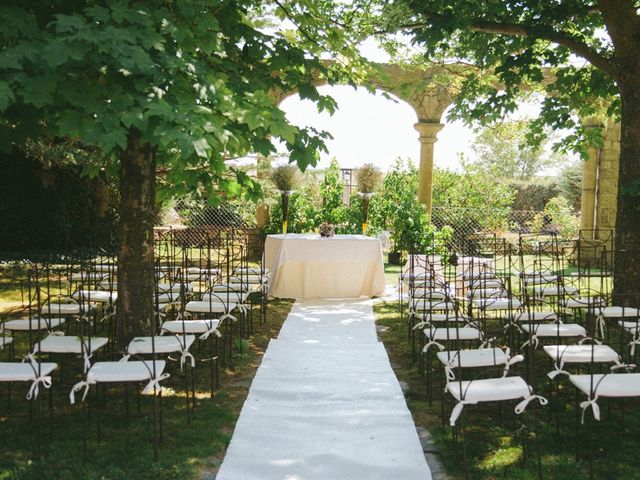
510,179 -> 560,211
369,158 -> 451,254
531,196 -> 581,238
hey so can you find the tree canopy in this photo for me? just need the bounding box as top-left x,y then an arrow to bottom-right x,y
472,120 -> 567,179
342,0 -> 640,297
0,1 -> 362,200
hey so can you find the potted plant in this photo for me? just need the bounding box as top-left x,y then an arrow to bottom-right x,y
355,163 -> 382,235
271,164 -> 301,234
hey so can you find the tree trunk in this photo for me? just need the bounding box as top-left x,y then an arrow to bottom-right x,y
613,82 -> 640,304
116,130 -> 156,345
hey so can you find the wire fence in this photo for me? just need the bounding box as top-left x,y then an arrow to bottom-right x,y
431,207 -> 543,255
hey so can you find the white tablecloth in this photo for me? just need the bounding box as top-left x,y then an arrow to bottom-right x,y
264,234 -> 386,299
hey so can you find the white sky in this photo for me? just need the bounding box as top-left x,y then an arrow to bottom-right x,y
272,37 -> 574,175
278,85 -> 474,172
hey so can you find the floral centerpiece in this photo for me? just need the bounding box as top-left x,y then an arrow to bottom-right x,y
318,222 -> 335,238
271,164 -> 301,234
355,163 -> 383,235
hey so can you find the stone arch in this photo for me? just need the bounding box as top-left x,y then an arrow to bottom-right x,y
272,62 -> 620,234
271,62 -> 462,214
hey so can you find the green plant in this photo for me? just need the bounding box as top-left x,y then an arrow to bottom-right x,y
531,196 -> 581,238
369,158 -> 451,254
319,158 -> 348,225
270,165 -> 302,192
355,163 -> 383,193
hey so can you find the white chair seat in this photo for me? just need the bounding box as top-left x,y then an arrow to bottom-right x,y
0,362 -> 58,382
3,317 -> 65,332
184,300 -> 236,314
520,323 -> 586,337
156,283 -> 192,293
418,313 -> 470,323
467,288 -> 506,299
600,306 -> 640,318
72,290 -> 117,303
425,327 -> 482,341
126,335 -> 196,356
447,376 -> 532,403
187,267 -> 220,274
467,279 -> 503,289
41,303 -> 87,315
531,286 -> 579,297
510,311 -> 558,322
543,345 -> 620,365
93,264 -> 117,273
570,373 -> 640,398
234,267 -> 270,275
162,319 -> 221,338
86,360 -> 167,384
437,348 -> 509,368
520,273 -> 558,285
561,297 -> 605,309
154,292 -> 180,303
1,337 -> 13,348
410,299 -> 455,311
70,360 -> 170,404
71,272 -> 108,282
35,334 -> 109,355
234,274 -> 266,285
619,321 -> 640,332
446,376 -> 547,426
409,289 -> 449,300
401,272 -> 435,281
210,283 -> 259,293
202,292 -> 249,304
472,297 -> 522,310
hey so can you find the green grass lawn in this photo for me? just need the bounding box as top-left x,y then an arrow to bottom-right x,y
0,299 -> 294,480
374,289 -> 640,479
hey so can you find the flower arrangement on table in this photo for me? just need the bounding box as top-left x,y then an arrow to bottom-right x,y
318,222 -> 335,238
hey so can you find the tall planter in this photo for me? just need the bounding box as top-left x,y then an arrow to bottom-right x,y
359,192 -> 375,235
280,190 -> 293,234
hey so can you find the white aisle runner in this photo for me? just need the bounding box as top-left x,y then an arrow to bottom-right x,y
216,298 -> 432,480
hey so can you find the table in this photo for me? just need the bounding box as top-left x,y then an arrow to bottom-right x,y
264,234 -> 386,299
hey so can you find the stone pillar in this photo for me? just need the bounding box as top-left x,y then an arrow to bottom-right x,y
580,125 -> 601,237
596,121 -> 621,238
414,122 -> 445,214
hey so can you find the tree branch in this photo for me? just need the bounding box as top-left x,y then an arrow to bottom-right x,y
380,13 -> 616,78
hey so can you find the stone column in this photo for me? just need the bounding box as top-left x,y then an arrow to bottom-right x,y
414,122 -> 445,215
580,126 -> 601,237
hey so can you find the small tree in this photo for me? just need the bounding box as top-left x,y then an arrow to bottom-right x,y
472,121 -> 568,179
559,162 -> 583,211
319,158 -> 348,225
532,196 -> 581,238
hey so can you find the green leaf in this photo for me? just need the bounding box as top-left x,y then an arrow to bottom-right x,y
192,138 -> 210,158
0,81 -> 14,112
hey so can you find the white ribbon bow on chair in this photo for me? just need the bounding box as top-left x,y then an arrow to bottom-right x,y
580,397 -> 601,423
514,394 -> 548,415
69,380 -> 92,404
142,373 -> 171,395
422,339 -> 445,354
26,374 -> 52,400
449,400 -> 478,426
